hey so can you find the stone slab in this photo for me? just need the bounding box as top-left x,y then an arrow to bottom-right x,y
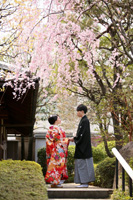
47,183 -> 113,199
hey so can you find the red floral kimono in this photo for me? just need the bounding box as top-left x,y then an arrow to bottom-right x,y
45,125 -> 69,185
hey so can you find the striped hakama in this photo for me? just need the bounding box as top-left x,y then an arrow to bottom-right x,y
74,157 -> 95,184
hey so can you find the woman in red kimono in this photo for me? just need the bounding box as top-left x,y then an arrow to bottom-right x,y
45,115 -> 72,188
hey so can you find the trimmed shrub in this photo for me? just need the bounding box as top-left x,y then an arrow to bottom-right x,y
0,160 -> 48,200
94,157 -> 116,188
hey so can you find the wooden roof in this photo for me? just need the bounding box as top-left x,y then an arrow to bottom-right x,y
0,78 -> 39,137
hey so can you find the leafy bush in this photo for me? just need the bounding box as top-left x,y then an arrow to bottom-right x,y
129,157 -> 133,168
0,160 -> 48,200
94,157 -> 116,188
66,145 -> 75,182
97,141 -> 115,150
111,189 -> 133,200
37,147 -> 47,176
92,141 -> 115,164
125,157 -> 133,196
92,146 -> 107,163
67,145 -> 75,174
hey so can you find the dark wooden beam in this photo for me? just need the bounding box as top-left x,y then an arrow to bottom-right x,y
0,123 -> 34,127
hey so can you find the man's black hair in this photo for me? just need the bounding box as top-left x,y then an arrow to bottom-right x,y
76,104 -> 88,113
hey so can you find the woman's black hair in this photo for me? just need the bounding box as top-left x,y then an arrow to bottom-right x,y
76,104 -> 87,113
48,115 -> 58,125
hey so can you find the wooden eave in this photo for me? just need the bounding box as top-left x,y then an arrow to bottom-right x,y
0,78 -> 39,137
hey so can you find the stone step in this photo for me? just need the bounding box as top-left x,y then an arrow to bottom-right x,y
47,183 -> 113,199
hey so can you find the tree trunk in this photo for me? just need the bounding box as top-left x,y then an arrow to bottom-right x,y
111,111 -> 123,150
97,111 -> 114,157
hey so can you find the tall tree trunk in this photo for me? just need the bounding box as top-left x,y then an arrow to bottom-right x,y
97,111 -> 114,157
111,111 -> 123,150
100,122 -> 114,158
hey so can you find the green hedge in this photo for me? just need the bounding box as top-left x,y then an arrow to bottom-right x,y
94,157 -> 116,188
0,160 -> 48,200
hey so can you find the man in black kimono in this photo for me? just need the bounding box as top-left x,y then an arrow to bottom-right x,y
74,104 -> 95,188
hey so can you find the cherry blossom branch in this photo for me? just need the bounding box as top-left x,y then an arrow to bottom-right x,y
103,0 -> 133,61
76,0 -> 101,22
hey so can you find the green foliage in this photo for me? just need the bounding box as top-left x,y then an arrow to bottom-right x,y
100,35 -> 111,49
125,157 -> 133,194
97,141 -> 115,155
0,160 -> 48,200
67,145 -> 75,174
94,157 -> 116,188
37,147 -> 47,177
129,157 -> 133,169
92,145 -> 107,163
92,141 -> 115,163
66,145 -> 75,183
97,141 -> 115,153
111,189 -> 133,200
